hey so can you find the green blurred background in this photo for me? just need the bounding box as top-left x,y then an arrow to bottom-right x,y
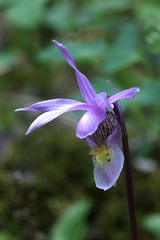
0,0 -> 160,239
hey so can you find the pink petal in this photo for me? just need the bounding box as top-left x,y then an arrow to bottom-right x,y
76,106 -> 106,139
52,40 -> 97,105
109,87 -> 140,104
93,144 -> 124,191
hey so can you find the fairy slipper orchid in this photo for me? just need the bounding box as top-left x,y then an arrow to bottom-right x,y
15,40 -> 140,190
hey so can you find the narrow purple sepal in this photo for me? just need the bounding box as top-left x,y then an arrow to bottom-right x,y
93,144 -> 124,191
17,100 -> 90,135
109,87 -> 140,104
75,70 -> 97,105
15,98 -> 89,113
25,110 -> 63,135
52,40 -> 76,68
76,106 -> 106,139
52,40 -> 97,105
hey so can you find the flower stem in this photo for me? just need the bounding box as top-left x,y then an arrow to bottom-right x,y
122,130 -> 139,240
114,103 -> 139,240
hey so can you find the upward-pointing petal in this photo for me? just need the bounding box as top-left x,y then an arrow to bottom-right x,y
52,40 -> 97,105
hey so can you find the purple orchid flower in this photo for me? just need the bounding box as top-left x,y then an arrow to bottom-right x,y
15,40 -> 140,191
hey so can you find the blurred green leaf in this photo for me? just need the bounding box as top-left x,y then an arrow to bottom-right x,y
135,80 -> 160,106
0,53 -> 16,74
0,0 -> 16,6
5,0 -> 48,29
36,44 -> 64,63
0,233 -> 16,240
143,213 -> 160,237
136,2 -> 160,30
79,0 -> 130,29
37,40 -> 107,63
0,0 -> 21,7
0,53 -> 15,66
49,199 -> 92,240
146,31 -> 160,54
101,23 -> 142,73
43,0 -> 130,32
44,1 -> 74,33
84,0 -> 130,15
136,2 -> 160,54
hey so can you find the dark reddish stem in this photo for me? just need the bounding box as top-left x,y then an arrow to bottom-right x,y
114,102 -> 139,240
